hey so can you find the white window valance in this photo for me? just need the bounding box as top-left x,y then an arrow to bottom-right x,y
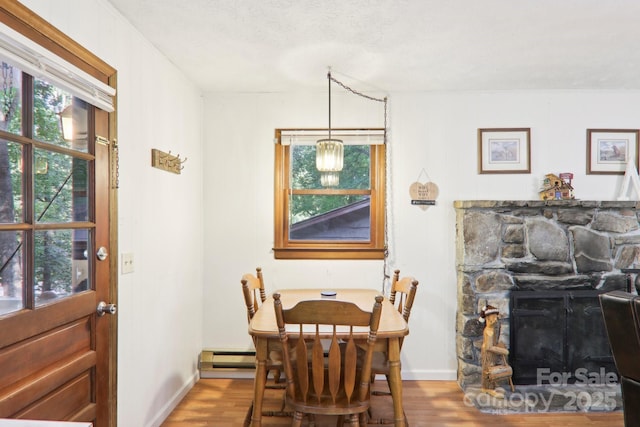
0,22 -> 115,112
279,129 -> 385,146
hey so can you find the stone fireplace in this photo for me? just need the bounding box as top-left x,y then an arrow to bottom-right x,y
454,200 -> 637,412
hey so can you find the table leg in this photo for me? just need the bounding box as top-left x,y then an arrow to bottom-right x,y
251,337 -> 268,427
387,337 -> 406,427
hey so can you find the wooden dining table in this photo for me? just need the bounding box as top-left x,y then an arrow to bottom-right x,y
247,288 -> 409,426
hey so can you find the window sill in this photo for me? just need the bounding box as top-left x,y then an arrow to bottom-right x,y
273,247 -> 386,260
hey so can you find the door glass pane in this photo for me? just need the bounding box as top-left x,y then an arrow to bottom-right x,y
34,150 -> 89,223
72,228 -> 90,293
33,80 -> 88,153
0,139 -> 23,223
0,230 -> 23,315
0,63 -> 22,136
34,228 -> 91,306
289,195 -> 370,241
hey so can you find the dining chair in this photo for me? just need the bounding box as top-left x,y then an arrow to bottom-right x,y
242,267 -> 268,323
600,290 -> 640,427
241,268 -> 288,426
369,269 -> 418,424
274,292 -> 383,427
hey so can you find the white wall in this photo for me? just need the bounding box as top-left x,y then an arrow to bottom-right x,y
20,1 -> 205,426
203,89 -> 639,381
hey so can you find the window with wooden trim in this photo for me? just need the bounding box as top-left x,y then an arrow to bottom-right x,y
274,128 -> 386,260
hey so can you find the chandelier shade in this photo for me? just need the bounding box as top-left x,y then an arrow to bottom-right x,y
320,171 -> 340,187
316,138 -> 344,172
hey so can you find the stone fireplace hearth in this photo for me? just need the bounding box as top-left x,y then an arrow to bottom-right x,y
454,200 -> 637,413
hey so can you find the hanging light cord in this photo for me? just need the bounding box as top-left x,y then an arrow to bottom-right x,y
329,73 -> 387,104
327,72 -> 333,140
328,72 -> 388,143
328,72 -> 391,292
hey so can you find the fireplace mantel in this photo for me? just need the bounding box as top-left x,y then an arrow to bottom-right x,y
454,199 -> 640,209
454,200 -> 631,412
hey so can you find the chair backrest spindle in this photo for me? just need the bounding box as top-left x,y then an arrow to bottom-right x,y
389,269 -> 419,323
274,292 -> 383,421
241,267 -> 266,322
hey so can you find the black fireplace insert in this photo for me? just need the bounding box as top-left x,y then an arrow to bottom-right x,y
509,289 -> 617,385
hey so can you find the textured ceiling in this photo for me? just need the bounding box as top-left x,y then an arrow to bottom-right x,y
106,0 -> 640,94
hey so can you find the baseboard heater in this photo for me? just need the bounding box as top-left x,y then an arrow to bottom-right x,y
199,350 -> 256,371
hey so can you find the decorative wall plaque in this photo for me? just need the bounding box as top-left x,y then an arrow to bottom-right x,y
409,169 -> 439,210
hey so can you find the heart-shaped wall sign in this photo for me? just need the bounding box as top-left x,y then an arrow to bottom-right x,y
409,181 -> 439,210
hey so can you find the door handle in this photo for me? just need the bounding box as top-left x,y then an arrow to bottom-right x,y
96,247 -> 108,261
97,301 -> 117,316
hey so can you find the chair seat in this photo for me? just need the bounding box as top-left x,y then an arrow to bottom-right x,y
289,370 -> 370,415
288,393 -> 369,416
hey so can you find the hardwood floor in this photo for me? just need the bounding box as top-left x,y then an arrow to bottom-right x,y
161,379 -> 624,426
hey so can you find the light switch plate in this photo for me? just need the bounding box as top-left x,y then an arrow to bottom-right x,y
121,252 -> 134,274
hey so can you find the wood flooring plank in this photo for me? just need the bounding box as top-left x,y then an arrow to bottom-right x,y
161,379 -> 624,426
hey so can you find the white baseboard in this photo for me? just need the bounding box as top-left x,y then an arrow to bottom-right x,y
199,369 -> 457,381
147,370 -> 199,427
200,369 -> 255,379
400,369 -> 457,381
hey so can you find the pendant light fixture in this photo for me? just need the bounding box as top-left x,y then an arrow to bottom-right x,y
320,171 -> 340,187
316,70 -> 343,186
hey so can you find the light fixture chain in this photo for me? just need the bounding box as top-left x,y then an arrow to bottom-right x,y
384,97 -> 388,142
382,96 -> 390,293
329,74 -> 387,104
326,71 -> 391,281
329,73 -> 388,143
329,74 -> 391,290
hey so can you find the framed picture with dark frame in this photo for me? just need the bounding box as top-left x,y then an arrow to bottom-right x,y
587,129 -> 640,174
478,128 -> 531,174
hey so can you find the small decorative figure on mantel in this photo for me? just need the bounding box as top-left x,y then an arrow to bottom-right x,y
479,304 -> 515,398
539,173 -> 575,200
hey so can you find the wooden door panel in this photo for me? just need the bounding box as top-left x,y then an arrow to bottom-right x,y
15,373 -> 93,420
0,351 -> 95,417
0,317 -> 91,386
0,292 -> 96,347
69,402 -> 97,423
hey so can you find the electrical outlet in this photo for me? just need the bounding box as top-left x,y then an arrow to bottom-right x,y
121,252 -> 134,274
